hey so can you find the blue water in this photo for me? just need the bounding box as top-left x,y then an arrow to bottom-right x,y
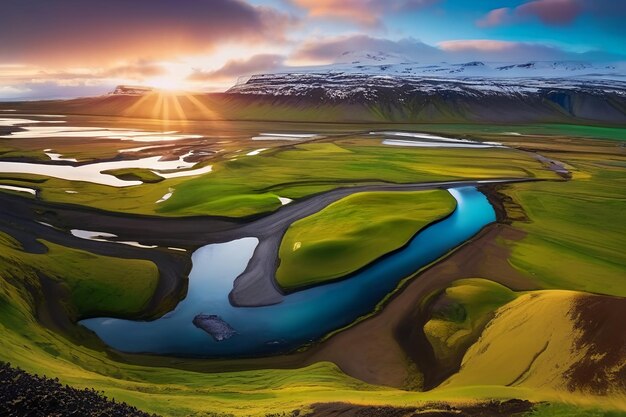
80,187 -> 495,357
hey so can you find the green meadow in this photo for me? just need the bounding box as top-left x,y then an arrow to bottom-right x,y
277,189 -> 455,290
1,139 -> 556,218
0,232 -> 158,318
0,122 -> 624,416
501,148 -> 626,297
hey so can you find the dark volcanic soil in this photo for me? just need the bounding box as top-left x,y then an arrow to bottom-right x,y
0,362 -> 159,417
303,399 -> 534,417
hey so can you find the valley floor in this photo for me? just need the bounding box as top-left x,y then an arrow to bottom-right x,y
0,113 -> 624,416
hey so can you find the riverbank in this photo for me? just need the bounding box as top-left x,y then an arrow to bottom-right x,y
229,178 -> 537,307
106,210 -> 536,388
0,177 -> 533,380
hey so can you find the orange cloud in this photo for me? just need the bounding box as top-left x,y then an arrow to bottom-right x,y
476,8 -> 511,28
188,55 -> 285,82
517,0 -> 583,26
437,39 -> 587,61
290,0 -> 438,26
439,40 -> 518,52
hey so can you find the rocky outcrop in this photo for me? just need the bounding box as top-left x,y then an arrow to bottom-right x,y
0,362 -> 158,417
110,85 -> 153,96
192,314 -> 237,341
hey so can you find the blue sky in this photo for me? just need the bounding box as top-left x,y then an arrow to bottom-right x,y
1,0 -> 624,99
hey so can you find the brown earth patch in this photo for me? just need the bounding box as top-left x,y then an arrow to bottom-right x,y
480,184 -> 529,224
302,222 -> 536,389
113,222 -> 536,391
565,294 -> 626,395
394,224 -> 533,390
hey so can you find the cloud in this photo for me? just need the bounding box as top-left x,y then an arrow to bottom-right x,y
476,8 -> 512,28
0,0 -> 295,66
291,35 -> 443,64
0,60 -> 171,100
1,61 -> 167,85
439,40 -> 575,63
289,0 -> 438,26
102,61 -> 168,79
517,0 -> 582,26
4,32 -> 624,101
478,0 -> 626,28
477,0 -> 581,28
293,35 -> 623,65
0,80 -> 113,101
438,39 -> 621,62
188,54 -> 285,82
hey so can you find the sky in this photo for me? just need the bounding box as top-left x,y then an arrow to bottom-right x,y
1,0 -> 625,100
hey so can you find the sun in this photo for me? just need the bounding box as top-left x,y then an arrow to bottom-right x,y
145,71 -> 190,92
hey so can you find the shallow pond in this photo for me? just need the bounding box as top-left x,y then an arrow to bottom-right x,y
81,186 -> 495,357
0,156 -> 212,187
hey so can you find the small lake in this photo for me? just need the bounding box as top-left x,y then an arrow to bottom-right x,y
80,186 -> 495,357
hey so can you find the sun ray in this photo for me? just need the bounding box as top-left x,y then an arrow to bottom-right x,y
161,93 -> 170,121
122,92 -> 155,118
169,94 -> 187,121
150,92 -> 165,120
183,93 -> 219,120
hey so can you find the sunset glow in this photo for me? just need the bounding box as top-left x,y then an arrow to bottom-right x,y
0,0 -> 623,100
145,74 -> 191,92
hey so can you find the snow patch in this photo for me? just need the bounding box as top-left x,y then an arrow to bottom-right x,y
156,188 -> 174,204
1,123 -> 202,142
70,229 -> 157,249
0,184 -> 36,195
0,153 -> 213,187
246,148 -> 268,156
278,197 -> 293,205
382,139 -> 500,149
71,229 -> 118,240
253,133 -> 321,141
168,247 -> 187,252
373,131 -> 477,144
44,149 -> 78,162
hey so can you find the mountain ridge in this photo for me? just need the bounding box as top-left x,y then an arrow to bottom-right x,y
5,58 -> 626,125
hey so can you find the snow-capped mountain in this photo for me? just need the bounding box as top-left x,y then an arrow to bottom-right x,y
228,54 -> 626,98
328,52 -> 624,78
228,69 -> 626,98
224,54 -> 626,123
334,50 -> 413,65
